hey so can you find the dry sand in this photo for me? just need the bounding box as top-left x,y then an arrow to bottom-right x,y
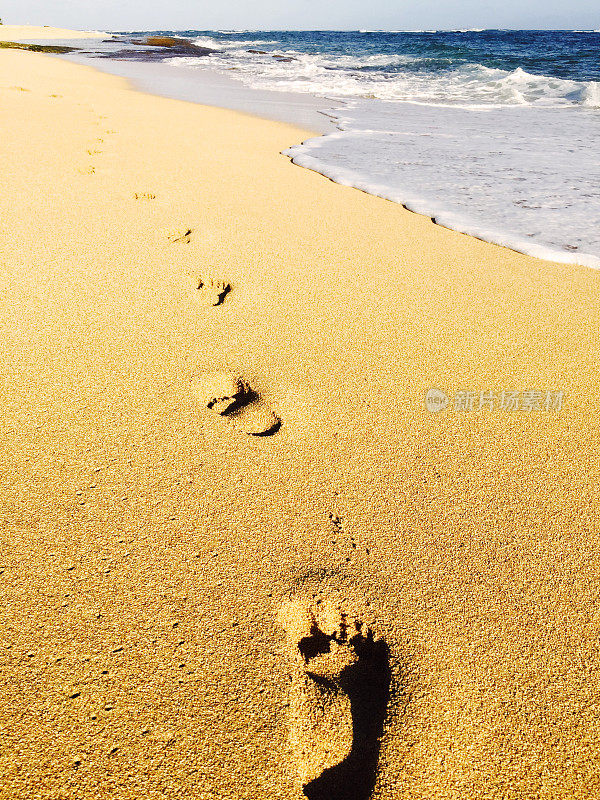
1,43 -> 600,800
0,25 -> 105,41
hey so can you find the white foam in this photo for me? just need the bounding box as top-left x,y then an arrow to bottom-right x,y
173,44 -> 600,110
192,35 -> 278,49
581,82 -> 600,107
284,102 -> 600,269
162,35 -> 600,269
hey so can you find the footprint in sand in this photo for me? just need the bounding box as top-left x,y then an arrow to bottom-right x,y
277,592 -> 390,800
163,226 -> 192,244
197,277 -> 230,306
191,371 -> 280,436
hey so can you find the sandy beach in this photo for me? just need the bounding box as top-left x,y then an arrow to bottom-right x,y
1,33 -> 600,800
0,25 -> 105,41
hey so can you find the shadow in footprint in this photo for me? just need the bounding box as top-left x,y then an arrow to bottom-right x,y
198,277 -> 230,306
303,632 -> 391,800
224,391 -> 281,436
192,371 -> 281,436
299,625 -> 333,662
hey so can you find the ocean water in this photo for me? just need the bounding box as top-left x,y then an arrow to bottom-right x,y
115,30 -> 600,267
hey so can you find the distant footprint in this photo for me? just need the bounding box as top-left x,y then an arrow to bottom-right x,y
277,593 -> 389,799
191,371 -> 280,436
197,277 -> 230,306
163,226 -> 192,244
133,192 -> 156,201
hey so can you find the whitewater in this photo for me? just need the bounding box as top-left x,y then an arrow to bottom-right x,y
89,29 -> 600,267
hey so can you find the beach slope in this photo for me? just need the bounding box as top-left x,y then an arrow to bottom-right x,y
1,45 -> 600,799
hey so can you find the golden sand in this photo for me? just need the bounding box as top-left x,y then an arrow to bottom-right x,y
0,25 -> 105,41
1,43 -> 600,799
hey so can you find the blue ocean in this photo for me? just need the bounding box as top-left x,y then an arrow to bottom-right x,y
96,30 -> 600,265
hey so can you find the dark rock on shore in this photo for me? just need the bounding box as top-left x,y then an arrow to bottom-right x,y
0,40 -> 76,54
98,35 -> 217,61
131,36 -> 200,49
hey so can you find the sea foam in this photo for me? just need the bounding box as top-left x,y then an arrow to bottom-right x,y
284,101 -> 600,268
167,30 -> 600,267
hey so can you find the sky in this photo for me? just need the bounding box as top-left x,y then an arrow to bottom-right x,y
2,0 -> 599,32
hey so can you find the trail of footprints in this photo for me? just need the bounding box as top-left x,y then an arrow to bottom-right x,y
122,216 -> 275,435
156,222 -> 278,434
14,81 -> 391,795
77,100 -> 388,788
164,213 -> 390,790
156,210 -> 393,792
78,112 -> 118,175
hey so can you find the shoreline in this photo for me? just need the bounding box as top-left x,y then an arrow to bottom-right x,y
284,106 -> 600,271
64,48 -> 335,133
2,42 -> 600,799
56,33 -> 600,271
